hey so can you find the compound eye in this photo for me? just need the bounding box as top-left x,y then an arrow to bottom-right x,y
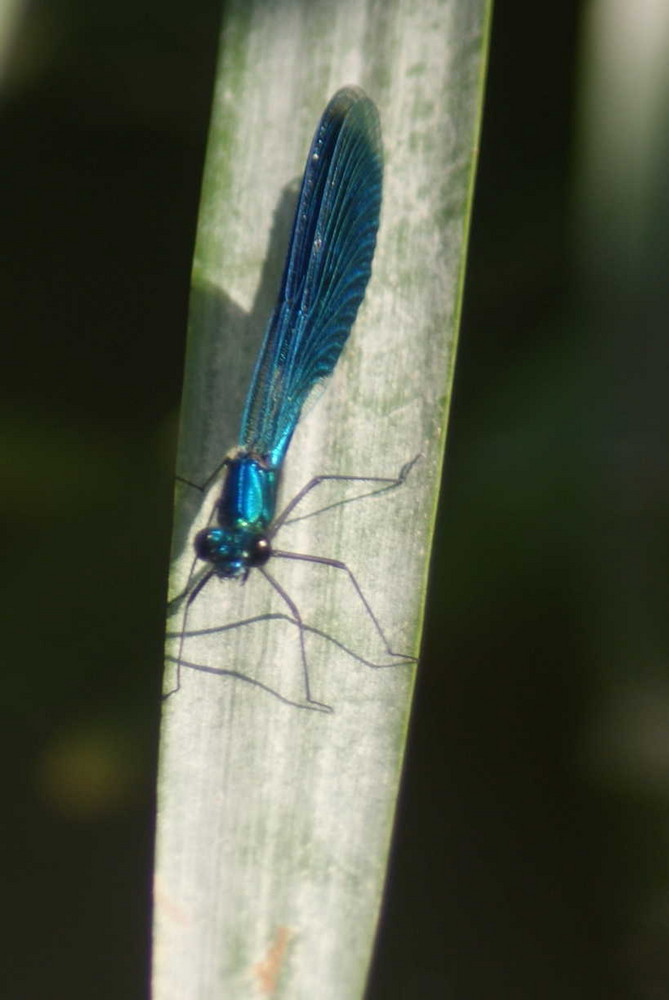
194,528 -> 214,560
249,535 -> 271,567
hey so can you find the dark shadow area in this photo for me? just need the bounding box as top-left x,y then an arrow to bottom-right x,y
169,178 -> 300,557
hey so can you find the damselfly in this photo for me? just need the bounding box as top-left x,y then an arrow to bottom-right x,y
167,87 -> 417,711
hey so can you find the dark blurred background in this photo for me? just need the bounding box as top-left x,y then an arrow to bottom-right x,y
3,0 -> 669,997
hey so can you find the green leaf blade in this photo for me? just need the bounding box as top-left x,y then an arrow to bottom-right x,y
153,1 -> 492,997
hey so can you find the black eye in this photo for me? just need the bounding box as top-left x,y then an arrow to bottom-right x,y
194,528 -> 213,559
249,535 -> 271,567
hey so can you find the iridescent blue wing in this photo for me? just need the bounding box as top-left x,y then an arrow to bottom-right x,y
239,87 -> 383,467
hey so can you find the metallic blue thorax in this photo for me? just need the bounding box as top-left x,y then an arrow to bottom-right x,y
217,454 -> 278,531
195,453 -> 278,580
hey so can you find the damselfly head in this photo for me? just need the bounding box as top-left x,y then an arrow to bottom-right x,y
194,526 -> 272,579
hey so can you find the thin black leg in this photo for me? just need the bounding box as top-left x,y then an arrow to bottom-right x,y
176,454 -> 231,494
271,454 -> 420,535
272,549 -> 417,663
164,567 -> 215,699
169,613 -> 416,670
259,566 -> 333,713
